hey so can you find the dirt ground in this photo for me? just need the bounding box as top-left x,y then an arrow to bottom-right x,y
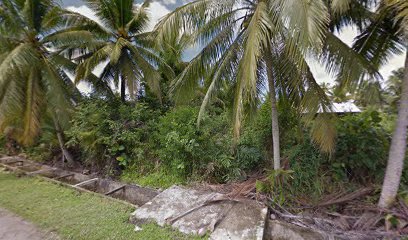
0,208 -> 59,240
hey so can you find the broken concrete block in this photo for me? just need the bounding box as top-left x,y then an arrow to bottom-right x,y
210,201 -> 267,240
130,185 -> 267,240
264,220 -> 326,240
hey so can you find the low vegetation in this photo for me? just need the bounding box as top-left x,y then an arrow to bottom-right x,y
0,170 -> 205,240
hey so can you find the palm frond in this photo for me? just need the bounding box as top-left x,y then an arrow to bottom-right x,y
233,1 -> 271,138
197,34 -> 242,126
322,32 -> 381,91
386,0 -> 408,32
353,7 -> 405,69
20,67 -> 44,145
75,43 -> 113,83
170,22 -> 237,104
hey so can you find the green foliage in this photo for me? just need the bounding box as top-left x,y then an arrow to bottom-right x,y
22,120 -> 61,162
154,106 -> 237,182
276,110 -> 393,201
0,0 -> 80,145
239,99 -> 301,168
334,110 -> 390,182
0,135 -> 5,153
66,98 -> 159,173
66,100 -> 266,184
121,169 -> 184,189
256,169 -> 294,205
285,139 -> 326,197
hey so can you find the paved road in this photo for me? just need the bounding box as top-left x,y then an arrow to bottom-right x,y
0,208 -> 59,240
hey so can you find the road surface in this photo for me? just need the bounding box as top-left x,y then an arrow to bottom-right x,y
0,208 -> 59,240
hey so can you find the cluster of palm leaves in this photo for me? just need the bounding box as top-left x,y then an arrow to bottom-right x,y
0,0 -> 407,207
0,0 -> 167,144
153,0 -> 383,169
0,0 -> 81,148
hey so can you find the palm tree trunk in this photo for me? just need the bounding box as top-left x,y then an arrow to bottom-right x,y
120,76 -> 126,102
265,51 -> 281,170
378,50 -> 408,208
53,118 -> 74,165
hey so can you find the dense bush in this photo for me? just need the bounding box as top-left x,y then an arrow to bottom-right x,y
66,99 -> 159,174
154,106 -> 238,182
285,139 -> 326,197
334,110 -> 390,182
280,110 -> 392,200
66,100 -> 264,182
29,96 -> 396,192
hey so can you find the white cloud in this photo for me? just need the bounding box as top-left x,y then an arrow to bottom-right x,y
162,0 -> 177,4
146,1 -> 171,30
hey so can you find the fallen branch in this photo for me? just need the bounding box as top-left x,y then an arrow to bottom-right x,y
74,178 -> 98,187
105,185 -> 126,196
316,187 -> 374,207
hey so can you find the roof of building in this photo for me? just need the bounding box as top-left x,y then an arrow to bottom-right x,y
317,101 -> 361,113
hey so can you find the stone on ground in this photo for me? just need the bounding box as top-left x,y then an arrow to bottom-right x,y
130,185 -> 267,240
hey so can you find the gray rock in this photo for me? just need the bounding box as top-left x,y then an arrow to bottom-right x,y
130,185 -> 267,240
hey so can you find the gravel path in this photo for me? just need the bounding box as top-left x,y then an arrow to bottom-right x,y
0,208 -> 59,240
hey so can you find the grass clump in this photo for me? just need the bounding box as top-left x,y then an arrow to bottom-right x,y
121,170 -> 185,189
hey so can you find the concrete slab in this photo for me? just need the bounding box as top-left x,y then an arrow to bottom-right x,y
264,220 -> 326,240
210,201 -> 267,240
130,185 -> 267,239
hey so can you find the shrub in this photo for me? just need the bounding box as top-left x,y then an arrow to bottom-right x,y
66,99 -> 159,174
280,110 -> 392,200
239,98 -> 302,169
153,106 -> 236,182
334,110 -> 390,182
285,139 -> 326,197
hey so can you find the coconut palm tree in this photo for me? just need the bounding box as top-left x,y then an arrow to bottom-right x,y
377,0 -> 408,208
152,31 -> 191,107
384,68 -> 404,112
154,0 -> 377,169
354,79 -> 385,108
332,0 -> 408,208
0,0 -> 81,164
62,0 -> 173,103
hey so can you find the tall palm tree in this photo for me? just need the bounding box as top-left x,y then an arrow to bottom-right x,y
354,79 -> 385,108
376,0 -> 408,208
332,0 -> 407,208
0,0 -> 81,164
154,0 -> 377,169
62,0 -> 173,102
153,31 -> 191,107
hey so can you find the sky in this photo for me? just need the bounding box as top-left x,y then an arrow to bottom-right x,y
60,0 -> 406,86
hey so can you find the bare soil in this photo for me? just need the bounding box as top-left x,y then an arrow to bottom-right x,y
0,208 -> 59,240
